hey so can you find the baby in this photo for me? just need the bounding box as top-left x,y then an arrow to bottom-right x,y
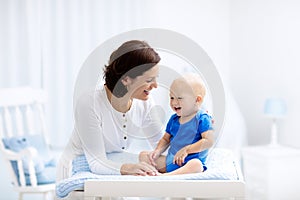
139,73 -> 214,175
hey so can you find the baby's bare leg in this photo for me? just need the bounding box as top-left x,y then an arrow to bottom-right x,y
160,159 -> 203,176
155,156 -> 167,173
139,151 -> 150,163
139,151 -> 167,173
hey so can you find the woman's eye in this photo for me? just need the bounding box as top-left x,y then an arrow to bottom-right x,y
146,77 -> 157,83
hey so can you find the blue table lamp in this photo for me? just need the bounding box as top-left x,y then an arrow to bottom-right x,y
264,98 -> 287,146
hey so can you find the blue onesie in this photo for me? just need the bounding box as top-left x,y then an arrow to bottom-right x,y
165,110 -> 213,172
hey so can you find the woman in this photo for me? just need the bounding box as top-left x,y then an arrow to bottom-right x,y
57,40 -> 163,181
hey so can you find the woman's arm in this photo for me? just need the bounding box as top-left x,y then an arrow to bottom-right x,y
120,162 -> 158,175
76,91 -> 158,176
75,91 -> 122,175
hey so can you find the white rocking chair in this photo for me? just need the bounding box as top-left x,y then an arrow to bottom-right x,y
0,87 -> 55,200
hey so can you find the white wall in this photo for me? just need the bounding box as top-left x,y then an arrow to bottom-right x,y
3,0 -> 300,199
143,0 -> 231,82
0,1 -> 231,199
230,0 -> 300,147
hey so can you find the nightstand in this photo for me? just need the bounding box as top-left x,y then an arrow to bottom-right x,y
242,145 -> 300,200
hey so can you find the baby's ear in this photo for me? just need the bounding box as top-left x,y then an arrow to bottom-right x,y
196,95 -> 203,104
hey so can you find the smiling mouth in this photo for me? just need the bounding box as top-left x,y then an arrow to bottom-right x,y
144,90 -> 150,95
174,107 -> 182,111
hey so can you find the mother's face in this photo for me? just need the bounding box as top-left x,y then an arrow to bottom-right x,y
127,65 -> 159,101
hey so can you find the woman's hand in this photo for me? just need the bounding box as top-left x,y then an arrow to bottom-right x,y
120,162 -> 158,176
173,145 -> 190,166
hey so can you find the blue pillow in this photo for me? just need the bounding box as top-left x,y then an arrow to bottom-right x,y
2,134 -> 56,186
2,136 -> 45,173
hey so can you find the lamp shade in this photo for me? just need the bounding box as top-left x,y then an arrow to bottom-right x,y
264,98 -> 287,118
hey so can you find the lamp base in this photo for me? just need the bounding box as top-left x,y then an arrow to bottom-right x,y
269,119 -> 279,147
268,142 -> 281,148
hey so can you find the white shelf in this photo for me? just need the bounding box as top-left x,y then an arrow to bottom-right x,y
242,145 -> 300,200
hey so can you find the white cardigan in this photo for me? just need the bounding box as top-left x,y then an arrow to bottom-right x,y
57,86 -> 164,181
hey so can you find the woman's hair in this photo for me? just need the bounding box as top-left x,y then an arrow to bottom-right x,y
103,40 -> 161,97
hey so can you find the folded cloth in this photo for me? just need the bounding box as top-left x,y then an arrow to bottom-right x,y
72,155 -> 91,175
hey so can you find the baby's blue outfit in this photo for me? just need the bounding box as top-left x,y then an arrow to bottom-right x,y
165,110 -> 213,172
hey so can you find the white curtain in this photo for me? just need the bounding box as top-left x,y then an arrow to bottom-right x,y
0,0 -> 42,88
0,0 -> 146,146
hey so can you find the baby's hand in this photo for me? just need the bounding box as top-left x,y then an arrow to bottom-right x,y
148,150 -> 160,167
173,146 -> 189,166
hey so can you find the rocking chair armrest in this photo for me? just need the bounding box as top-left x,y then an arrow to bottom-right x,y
2,147 -> 38,186
1,148 -> 23,160
19,146 -> 38,158
2,147 -> 37,160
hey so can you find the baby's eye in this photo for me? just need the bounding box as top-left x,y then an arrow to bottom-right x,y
170,97 -> 183,100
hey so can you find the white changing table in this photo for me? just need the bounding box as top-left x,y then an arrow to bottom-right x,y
83,178 -> 245,200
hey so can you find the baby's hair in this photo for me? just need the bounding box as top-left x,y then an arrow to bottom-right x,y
178,73 -> 206,98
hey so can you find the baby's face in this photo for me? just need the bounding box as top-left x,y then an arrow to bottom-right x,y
169,80 -> 199,118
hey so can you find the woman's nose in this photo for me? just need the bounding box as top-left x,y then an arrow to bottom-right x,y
152,81 -> 158,88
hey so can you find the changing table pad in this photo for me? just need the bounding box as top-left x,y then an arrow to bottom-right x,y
56,148 -> 240,198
